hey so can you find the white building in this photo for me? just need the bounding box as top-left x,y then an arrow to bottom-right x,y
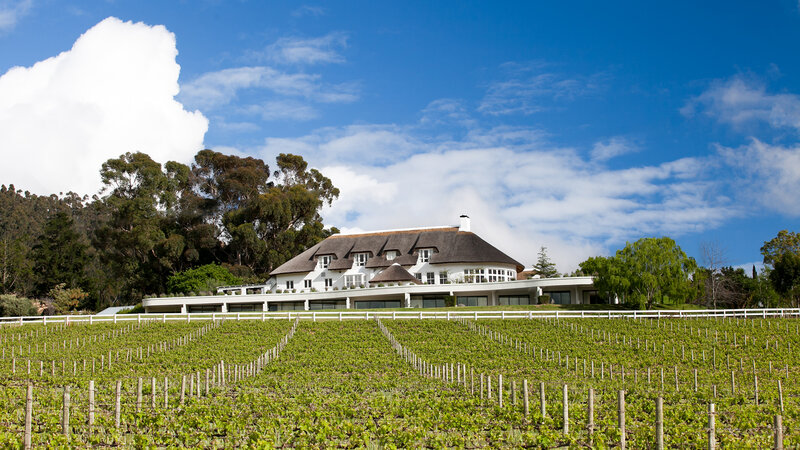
143,216 -> 598,313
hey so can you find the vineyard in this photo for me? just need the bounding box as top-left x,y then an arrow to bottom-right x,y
0,314 -> 797,448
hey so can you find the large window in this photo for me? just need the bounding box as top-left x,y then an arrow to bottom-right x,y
418,249 -> 431,263
285,280 -> 294,290
354,253 -> 368,267
344,274 -> 364,287
303,279 -> 312,289
426,272 -> 435,284
464,269 -> 486,283
549,291 -> 571,305
499,295 -> 530,306
308,300 -> 346,310
457,296 -> 488,307
187,304 -> 222,313
439,272 -> 449,284
415,273 -> 422,282
324,278 -> 333,288
317,255 -> 332,269
228,303 -> 260,312
354,300 -> 402,309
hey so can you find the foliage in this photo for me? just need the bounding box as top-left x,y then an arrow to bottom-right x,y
760,230 -> 800,268
166,264 -> 243,295
48,283 -> 89,314
31,212 -> 88,297
0,294 -> 37,316
580,237 -> 697,309
533,246 -> 558,278
769,252 -> 800,307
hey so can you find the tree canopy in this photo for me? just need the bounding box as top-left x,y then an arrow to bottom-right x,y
0,149 -> 338,311
580,237 -> 697,309
533,246 -> 558,278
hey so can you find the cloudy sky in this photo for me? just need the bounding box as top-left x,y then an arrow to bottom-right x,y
1,1 -> 799,271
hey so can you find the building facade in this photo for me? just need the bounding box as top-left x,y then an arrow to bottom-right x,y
142,216 -> 598,313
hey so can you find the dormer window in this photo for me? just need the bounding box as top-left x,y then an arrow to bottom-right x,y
418,249 -> 431,264
317,255 -> 332,269
385,251 -> 397,261
354,253 -> 368,267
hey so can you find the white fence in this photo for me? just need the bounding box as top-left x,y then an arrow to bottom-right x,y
1,308 -> 799,326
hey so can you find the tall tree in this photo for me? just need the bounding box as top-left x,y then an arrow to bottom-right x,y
761,230 -> 800,268
533,246 -> 559,278
31,212 -> 88,296
580,237 -> 697,309
700,241 -> 727,308
770,252 -> 800,307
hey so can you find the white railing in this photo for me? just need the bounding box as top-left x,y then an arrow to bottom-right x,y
0,307 -> 798,326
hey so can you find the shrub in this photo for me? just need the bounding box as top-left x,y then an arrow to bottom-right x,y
167,264 -> 243,295
538,294 -> 551,305
0,294 -> 37,317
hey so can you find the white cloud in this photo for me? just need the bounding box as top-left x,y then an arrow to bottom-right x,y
180,66 -> 358,110
291,5 -> 326,18
0,0 -> 32,33
479,63 -> 608,116
591,136 -> 638,161
682,75 -> 800,131
717,139 -> 800,215
0,17 -> 208,196
264,32 -> 347,65
259,125 -> 735,271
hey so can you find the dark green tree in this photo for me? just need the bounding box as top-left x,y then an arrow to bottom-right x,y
31,212 -> 88,297
533,246 -> 559,278
770,252 -> 800,307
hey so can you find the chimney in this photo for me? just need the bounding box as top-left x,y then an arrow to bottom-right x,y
459,214 -> 471,232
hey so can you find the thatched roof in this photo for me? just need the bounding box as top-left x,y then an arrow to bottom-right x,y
271,226 -> 523,276
369,263 -> 421,284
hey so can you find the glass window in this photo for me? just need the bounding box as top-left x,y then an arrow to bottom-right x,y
354,253 -> 368,267
344,274 -> 364,287
385,251 -> 396,261
324,278 -> 333,288
317,255 -> 331,269
499,295 -> 530,306
457,296 -> 488,307
418,249 -> 431,263
285,280 -> 294,290
439,272 -> 448,284
549,291 -> 571,305
303,279 -> 312,288
426,272 -> 435,284
415,273 -> 422,282
354,300 -> 402,309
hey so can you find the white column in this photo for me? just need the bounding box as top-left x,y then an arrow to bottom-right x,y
240,288 -> 246,296
221,303 -> 228,313
490,291 -> 498,306
346,297 -> 351,309
180,304 -> 187,314
304,299 -> 309,311
260,287 -> 267,294
262,302 -> 269,312
404,293 -> 411,308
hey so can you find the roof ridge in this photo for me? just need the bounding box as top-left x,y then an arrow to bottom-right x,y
331,226 -> 459,238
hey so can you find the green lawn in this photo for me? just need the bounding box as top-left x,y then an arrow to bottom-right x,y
351,302 -> 705,312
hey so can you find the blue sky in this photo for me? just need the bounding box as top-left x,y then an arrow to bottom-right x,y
1,1 -> 799,271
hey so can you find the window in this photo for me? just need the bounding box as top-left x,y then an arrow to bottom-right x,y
284,280 -> 294,290
418,249 -> 431,263
385,251 -> 397,261
464,268 -> 485,283
415,273 -> 422,282
457,296 -> 488,307
344,274 -> 364,287
426,272 -> 435,284
303,279 -> 312,289
549,291 -> 571,305
324,278 -> 333,288
317,255 -> 332,269
499,295 -> 530,306
439,272 -> 448,284
354,253 -> 368,267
